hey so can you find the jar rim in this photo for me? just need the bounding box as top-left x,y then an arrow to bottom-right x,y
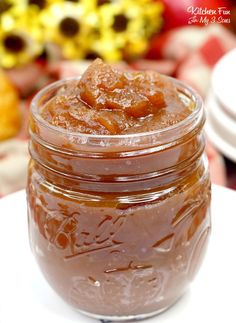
30,76 -> 204,142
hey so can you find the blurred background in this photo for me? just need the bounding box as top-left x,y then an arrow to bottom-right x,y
0,0 -> 236,197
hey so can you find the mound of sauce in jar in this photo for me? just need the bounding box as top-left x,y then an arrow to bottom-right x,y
40,59 -> 191,135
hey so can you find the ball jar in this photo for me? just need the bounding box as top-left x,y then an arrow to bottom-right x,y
27,78 -> 211,321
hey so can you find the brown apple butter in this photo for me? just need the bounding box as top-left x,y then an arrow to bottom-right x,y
27,59 -> 211,321
41,59 -> 190,135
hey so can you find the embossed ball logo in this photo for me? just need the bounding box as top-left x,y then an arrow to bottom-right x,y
44,212 -> 126,259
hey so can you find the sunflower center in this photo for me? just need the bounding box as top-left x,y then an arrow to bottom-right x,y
85,51 -> 101,60
112,14 -> 129,32
0,1 -> 12,14
97,0 -> 111,6
4,35 -> 26,53
28,0 -> 46,9
59,17 -> 80,38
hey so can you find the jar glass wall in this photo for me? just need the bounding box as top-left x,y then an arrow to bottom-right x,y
27,78 -> 211,321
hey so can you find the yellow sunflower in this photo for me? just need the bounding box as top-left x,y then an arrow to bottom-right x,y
91,0 -> 163,61
0,3 -> 43,68
0,0 -> 164,66
40,2 -> 91,60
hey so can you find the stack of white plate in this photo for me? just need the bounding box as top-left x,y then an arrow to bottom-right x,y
205,48 -> 236,162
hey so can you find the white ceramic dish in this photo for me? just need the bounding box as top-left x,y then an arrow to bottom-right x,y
211,48 -> 236,119
205,90 -> 236,162
205,48 -> 236,162
0,186 -> 236,323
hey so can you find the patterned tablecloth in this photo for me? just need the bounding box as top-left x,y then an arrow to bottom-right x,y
1,24 -> 236,197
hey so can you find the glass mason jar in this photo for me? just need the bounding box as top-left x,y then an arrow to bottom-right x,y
27,78 -> 211,321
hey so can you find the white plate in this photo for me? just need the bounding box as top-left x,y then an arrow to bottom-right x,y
0,186 -> 236,323
211,48 -> 236,119
205,90 -> 236,162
